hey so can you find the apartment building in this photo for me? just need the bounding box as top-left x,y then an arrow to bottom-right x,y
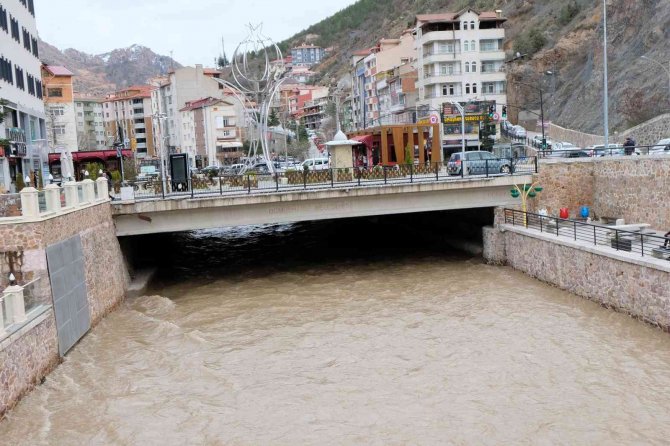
291,44 -> 326,67
42,65 -> 78,152
350,30 -> 416,130
0,0 -> 47,192
74,95 -> 106,151
180,97 -> 244,168
102,85 -> 156,159
151,65 -> 225,165
414,9 -> 507,154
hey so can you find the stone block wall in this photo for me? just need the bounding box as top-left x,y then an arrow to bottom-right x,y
0,194 -> 21,218
533,157 -> 670,230
0,202 -> 128,418
492,229 -> 670,329
620,114 -> 670,146
0,310 -> 59,417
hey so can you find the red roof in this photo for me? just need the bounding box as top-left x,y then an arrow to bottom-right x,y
44,65 -> 74,76
179,97 -> 226,112
352,49 -> 371,56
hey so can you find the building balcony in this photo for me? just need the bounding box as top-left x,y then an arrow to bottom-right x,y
422,73 -> 463,85
422,29 -> 504,43
422,53 -> 461,65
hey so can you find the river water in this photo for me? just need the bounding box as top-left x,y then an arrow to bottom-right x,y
2,215 -> 670,445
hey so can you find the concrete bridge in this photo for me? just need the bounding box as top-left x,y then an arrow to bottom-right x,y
111,174 -> 532,236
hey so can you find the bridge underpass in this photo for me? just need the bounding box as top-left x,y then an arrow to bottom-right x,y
112,174 -> 532,236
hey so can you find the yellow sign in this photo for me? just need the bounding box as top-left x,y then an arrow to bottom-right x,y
130,138 -> 137,151
443,114 -> 485,124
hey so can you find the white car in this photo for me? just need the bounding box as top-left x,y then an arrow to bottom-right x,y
299,158 -> 330,171
513,126 -> 527,138
648,138 -> 670,156
553,142 -> 580,151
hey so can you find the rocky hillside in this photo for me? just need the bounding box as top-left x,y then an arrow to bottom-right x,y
283,0 -> 670,134
38,40 -> 181,95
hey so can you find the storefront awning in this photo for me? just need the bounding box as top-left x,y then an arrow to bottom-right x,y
216,142 -> 243,148
350,135 -> 373,149
47,149 -> 134,163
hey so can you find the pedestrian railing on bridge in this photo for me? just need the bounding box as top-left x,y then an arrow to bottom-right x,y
504,208 -> 670,260
113,158 -> 538,202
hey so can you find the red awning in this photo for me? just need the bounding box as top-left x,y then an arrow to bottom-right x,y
350,135 -> 373,149
48,150 -> 134,163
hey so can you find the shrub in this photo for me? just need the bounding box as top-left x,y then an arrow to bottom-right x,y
15,174 -> 25,192
514,27 -> 547,57
559,2 -> 580,25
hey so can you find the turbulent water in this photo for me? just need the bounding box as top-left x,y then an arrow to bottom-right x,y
2,215 -> 670,445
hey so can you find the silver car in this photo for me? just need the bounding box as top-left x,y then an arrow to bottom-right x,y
447,151 -> 513,175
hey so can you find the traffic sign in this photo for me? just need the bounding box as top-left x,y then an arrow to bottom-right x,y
429,115 -> 439,124
493,112 -> 500,121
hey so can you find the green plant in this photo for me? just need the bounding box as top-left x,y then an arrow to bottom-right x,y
122,159 -> 137,182
404,142 -> 413,165
559,1 -> 580,25
37,169 -> 44,189
513,27 -> 547,57
83,162 -> 104,181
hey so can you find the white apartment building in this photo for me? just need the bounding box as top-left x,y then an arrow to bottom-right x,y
415,9 -> 507,155
179,97 -> 244,168
74,96 -> 106,151
0,0 -> 47,192
151,65 -> 226,165
42,65 -> 78,153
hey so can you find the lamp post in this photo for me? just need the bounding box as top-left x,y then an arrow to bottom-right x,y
509,80 -> 545,149
153,113 -> 168,191
510,181 -> 543,227
448,101 -> 466,174
640,56 -> 670,104
603,0 -> 609,150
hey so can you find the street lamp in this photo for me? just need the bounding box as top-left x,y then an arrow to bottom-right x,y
640,56 -> 670,103
447,100 -> 466,174
510,181 -> 543,226
153,113 -> 169,190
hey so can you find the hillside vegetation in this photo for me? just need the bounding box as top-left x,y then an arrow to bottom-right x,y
281,0 -> 670,134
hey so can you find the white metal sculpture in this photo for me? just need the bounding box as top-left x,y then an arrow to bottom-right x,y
212,24 -> 287,174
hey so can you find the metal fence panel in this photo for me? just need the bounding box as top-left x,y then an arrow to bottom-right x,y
46,235 -> 91,356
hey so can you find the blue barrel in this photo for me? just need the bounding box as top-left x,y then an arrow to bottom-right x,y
580,206 -> 590,219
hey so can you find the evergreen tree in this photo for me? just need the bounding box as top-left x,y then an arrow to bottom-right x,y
479,114 -> 495,151
268,109 -> 280,127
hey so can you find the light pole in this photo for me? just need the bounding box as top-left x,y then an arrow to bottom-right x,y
153,113 -> 168,190
448,100 -> 466,174
603,0 -> 609,149
641,56 -> 670,103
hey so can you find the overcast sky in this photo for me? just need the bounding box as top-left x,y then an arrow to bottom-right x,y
36,0 -> 358,66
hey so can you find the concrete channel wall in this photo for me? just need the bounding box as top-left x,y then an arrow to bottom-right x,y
0,202 -> 128,418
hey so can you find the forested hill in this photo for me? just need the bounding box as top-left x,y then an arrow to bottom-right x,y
281,0 -> 670,134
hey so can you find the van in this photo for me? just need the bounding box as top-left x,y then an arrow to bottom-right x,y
299,158 -> 330,171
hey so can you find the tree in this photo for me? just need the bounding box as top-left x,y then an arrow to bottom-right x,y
0,98 -> 7,125
479,114 -> 495,151
268,109 -> 280,127
514,27 -> 547,57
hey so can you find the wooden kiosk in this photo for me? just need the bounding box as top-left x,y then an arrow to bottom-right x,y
348,123 -> 441,166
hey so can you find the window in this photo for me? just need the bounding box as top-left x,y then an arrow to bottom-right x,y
470,21 -> 476,29
77,112 -> 83,117
463,22 -> 468,30
0,57 -> 13,84
472,83 -> 478,94
465,83 -> 470,94
471,62 -> 477,72
22,28 -> 31,51
464,41 -> 469,52
36,80 -> 42,98
48,88 -> 63,97
15,66 -> 24,90
10,16 -> 19,42
483,82 -> 495,94
106,113 -> 109,118
53,125 -> 66,135
465,62 -> 470,73
0,6 -> 7,32
26,73 -> 34,95
77,102 -> 82,107
471,40 -> 476,51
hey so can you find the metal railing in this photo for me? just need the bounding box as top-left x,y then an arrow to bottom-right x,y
113,158 -> 538,202
537,145 -> 670,158
504,208 -> 670,259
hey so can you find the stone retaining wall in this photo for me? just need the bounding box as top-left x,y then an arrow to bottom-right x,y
0,203 -> 128,418
534,157 -> 670,230
484,225 -> 670,329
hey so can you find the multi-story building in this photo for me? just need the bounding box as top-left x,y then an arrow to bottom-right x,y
414,9 -> 507,155
42,65 -> 78,152
102,85 -> 156,159
179,97 -> 244,168
151,65 -> 226,165
376,62 -> 418,126
350,50 -> 370,131
74,95 -> 106,151
291,44 -> 326,67
0,0 -> 47,192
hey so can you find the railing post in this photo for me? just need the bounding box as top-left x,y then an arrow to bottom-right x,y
540,214 -> 543,232
330,169 -> 334,188
615,230 -> 619,250
219,175 -> 223,195
275,173 -> 280,192
357,169 -> 361,187
95,177 -> 108,201
485,159 -> 489,178
574,221 -> 577,240
44,184 -> 62,213
512,210 -> 515,226
81,179 -> 96,203
641,233 -> 645,256
191,177 -> 195,198
534,156 -> 538,173
556,217 -> 559,236
435,162 -> 439,181
63,181 -> 79,208
20,186 -> 39,218
410,164 -> 414,183
303,170 -> 307,190
4,285 -> 26,325
247,175 -> 252,194
384,166 -> 387,184
594,226 -> 597,245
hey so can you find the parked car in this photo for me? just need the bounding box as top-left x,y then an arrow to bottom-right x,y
513,126 -> 527,138
648,138 -> 670,156
200,166 -> 221,176
552,142 -> 581,152
588,144 -> 624,157
299,158 -> 330,171
447,151 -> 513,175
546,149 -> 590,159
220,164 -> 245,175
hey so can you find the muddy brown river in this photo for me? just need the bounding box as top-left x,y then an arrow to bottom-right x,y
2,217 -> 670,444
